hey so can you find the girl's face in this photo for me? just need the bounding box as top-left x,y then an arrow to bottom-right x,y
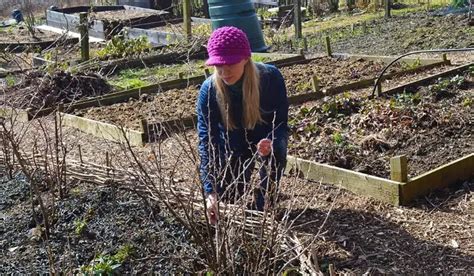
215,58 -> 248,85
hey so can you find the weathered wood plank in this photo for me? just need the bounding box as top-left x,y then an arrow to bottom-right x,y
0,107 -> 31,122
60,113 -> 145,146
285,156 -> 402,205
383,62 -> 474,96
400,154 -> 474,204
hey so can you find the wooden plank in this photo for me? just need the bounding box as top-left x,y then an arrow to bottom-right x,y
60,112 -> 145,146
0,107 -> 31,122
285,156 -> 402,205
400,154 -> 474,204
384,62 -> 474,96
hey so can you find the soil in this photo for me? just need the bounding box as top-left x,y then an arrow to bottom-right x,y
75,60 -> 452,131
1,116 -> 471,274
278,176 -> 474,274
0,173 -> 198,274
88,9 -> 164,22
0,25 -> 61,43
1,71 -> 112,111
280,56 -> 401,95
303,12 -> 473,56
73,86 -> 199,130
288,71 -> 473,178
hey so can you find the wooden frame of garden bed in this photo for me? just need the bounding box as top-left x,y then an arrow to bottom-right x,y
54,56 -> 457,145
46,5 -> 170,39
0,54 -> 453,124
0,37 -> 79,53
285,153 -> 474,206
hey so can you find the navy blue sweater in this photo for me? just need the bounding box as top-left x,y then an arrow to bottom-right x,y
196,63 -> 289,194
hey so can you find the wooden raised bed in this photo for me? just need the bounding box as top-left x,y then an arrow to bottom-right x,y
125,17 -> 211,46
57,56 -> 456,144
285,153 -> 474,206
46,5 -> 170,39
0,37 -> 79,53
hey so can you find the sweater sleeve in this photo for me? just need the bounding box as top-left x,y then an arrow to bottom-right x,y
196,79 -> 223,194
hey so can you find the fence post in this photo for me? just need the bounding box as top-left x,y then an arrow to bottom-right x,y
294,0 -> 303,39
384,0 -> 391,18
79,12 -> 89,62
183,0 -> 192,41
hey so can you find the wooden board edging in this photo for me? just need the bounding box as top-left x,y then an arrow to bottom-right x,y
59,112 -> 145,146
400,153 -> 474,204
383,62 -> 474,96
285,156 -> 402,205
0,107 -> 31,122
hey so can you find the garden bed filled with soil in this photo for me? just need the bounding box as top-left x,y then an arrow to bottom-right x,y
71,63 -> 457,132
279,56 -> 403,95
0,173 -> 198,274
1,71 -> 112,111
73,86 -> 199,130
0,25 -> 61,44
302,11 -> 473,56
288,70 -> 473,178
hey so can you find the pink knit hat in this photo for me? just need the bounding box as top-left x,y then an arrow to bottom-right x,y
206,26 -> 252,66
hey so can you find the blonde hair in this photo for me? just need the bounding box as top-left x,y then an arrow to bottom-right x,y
214,61 -> 262,130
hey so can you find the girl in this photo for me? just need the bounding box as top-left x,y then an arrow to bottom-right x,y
196,26 -> 288,223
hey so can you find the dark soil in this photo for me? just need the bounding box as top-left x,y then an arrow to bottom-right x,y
0,172 -> 199,274
0,25 -> 61,43
288,71 -> 473,178
73,86 -> 199,130
304,12 -> 473,55
280,56 -> 401,95
1,71 -> 112,111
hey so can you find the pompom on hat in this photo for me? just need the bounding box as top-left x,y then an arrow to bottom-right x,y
206,26 -> 251,66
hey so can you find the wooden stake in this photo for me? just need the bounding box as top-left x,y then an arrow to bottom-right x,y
374,79 -> 382,97
294,0 -> 302,39
329,264 -> 336,276
311,76 -> 320,93
325,36 -> 332,57
442,53 -> 448,63
204,68 -> 211,78
390,155 -> 408,182
178,72 -> 184,79
384,0 -> 391,18
79,12 -> 89,62
183,0 -> 191,41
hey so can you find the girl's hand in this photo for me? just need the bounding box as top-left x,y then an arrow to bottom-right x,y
206,193 -> 218,225
257,138 -> 272,157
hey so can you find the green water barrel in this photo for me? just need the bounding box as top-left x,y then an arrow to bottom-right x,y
208,0 -> 267,52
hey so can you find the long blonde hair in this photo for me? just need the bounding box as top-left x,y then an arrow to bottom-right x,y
213,61 -> 262,130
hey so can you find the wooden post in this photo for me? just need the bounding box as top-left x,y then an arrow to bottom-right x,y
204,68 -> 211,78
311,76 -> 320,93
183,0 -> 192,41
442,53 -> 448,63
139,118 -> 148,142
390,155 -> 408,182
79,12 -> 89,62
325,36 -> 332,57
329,264 -> 336,276
375,79 -> 382,97
178,72 -> 184,79
303,37 -> 308,51
294,0 -> 302,39
362,21 -> 367,34
384,0 -> 391,18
